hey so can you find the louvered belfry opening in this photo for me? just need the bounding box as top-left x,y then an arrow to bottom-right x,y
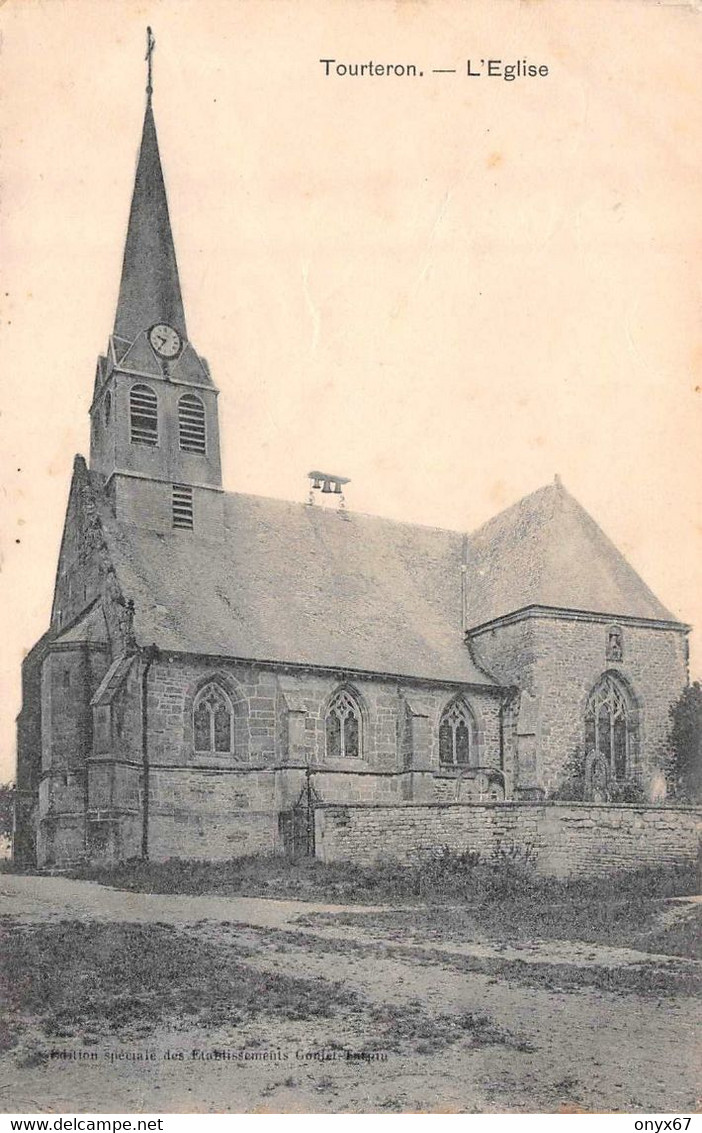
129,384 -> 159,446
178,393 -> 206,454
172,484 -> 194,529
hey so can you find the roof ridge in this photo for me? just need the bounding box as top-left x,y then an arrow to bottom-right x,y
219,488 -> 468,540
464,479 -> 678,626
467,481 -> 561,542
96,484 -> 494,685
551,489 -> 676,621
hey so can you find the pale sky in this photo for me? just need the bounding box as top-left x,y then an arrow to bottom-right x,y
1,0 -> 700,782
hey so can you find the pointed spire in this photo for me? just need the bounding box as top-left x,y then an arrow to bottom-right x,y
113,30 -> 187,343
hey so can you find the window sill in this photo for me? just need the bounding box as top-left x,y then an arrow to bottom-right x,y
311,755 -> 371,772
192,751 -> 246,768
434,765 -> 501,779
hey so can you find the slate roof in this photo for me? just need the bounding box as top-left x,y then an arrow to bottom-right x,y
90,475 -> 681,685
465,480 -> 677,627
95,482 -> 495,686
91,655 -> 137,707
54,603 -> 110,645
114,99 -> 186,343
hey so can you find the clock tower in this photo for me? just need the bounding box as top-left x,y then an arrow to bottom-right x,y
89,39 -> 223,539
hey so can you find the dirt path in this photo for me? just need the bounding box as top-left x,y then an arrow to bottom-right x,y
1,874 -> 692,970
0,872 -> 380,928
1,875 -> 700,1114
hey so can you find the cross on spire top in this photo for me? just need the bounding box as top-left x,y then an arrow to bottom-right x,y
145,27 -> 155,100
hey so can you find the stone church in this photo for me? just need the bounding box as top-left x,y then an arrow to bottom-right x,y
14,67 -> 691,868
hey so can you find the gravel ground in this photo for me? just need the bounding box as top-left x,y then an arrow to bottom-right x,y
1,874 -> 699,1114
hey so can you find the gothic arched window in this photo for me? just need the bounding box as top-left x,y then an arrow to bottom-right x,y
178,394 -> 207,454
585,673 -> 634,780
193,683 -> 233,754
129,384 -> 158,446
439,698 -> 476,766
325,688 -> 363,759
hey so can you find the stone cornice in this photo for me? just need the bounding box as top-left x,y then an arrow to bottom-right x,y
467,604 -> 691,637
147,648 -> 508,696
103,470 -> 224,494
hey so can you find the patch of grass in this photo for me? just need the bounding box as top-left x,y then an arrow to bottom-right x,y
300,895 -> 701,957
69,850 -> 697,908
13,1046 -> 49,1069
0,919 -> 358,1049
640,905 -> 702,960
0,919 -> 530,1061
368,999 -> 533,1055
377,1096 -> 407,1113
68,852 -> 698,958
310,888 -> 697,960
250,922 -> 702,999
0,860 -> 39,875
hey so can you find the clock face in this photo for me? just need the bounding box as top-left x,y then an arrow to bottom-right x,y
149,323 -> 182,359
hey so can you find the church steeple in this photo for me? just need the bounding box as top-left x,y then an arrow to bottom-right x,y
114,31 -> 186,343
89,30 -> 223,539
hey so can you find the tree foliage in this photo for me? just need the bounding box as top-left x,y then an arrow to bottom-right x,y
668,682 -> 702,802
0,782 -> 16,841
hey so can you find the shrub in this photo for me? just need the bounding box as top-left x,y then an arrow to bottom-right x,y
71,852 -> 699,907
0,783 -> 15,841
608,778 -> 647,804
667,682 -> 702,802
550,748 -> 586,801
551,746 -> 648,804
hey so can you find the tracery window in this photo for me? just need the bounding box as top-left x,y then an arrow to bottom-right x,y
193,683 -> 233,753
325,688 -> 362,759
129,384 -> 158,446
585,673 -> 634,780
439,698 -> 475,766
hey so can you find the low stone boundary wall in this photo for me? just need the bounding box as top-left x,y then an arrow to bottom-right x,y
314,801 -> 702,878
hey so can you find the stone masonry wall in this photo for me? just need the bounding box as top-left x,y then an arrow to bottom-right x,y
37,644 -> 110,867
471,614 -> 689,796
142,768 -> 279,861
315,801 -> 702,878
133,658 -> 503,776
471,619 -> 535,690
82,655 -> 505,864
15,641 -> 45,865
85,763 -> 281,863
